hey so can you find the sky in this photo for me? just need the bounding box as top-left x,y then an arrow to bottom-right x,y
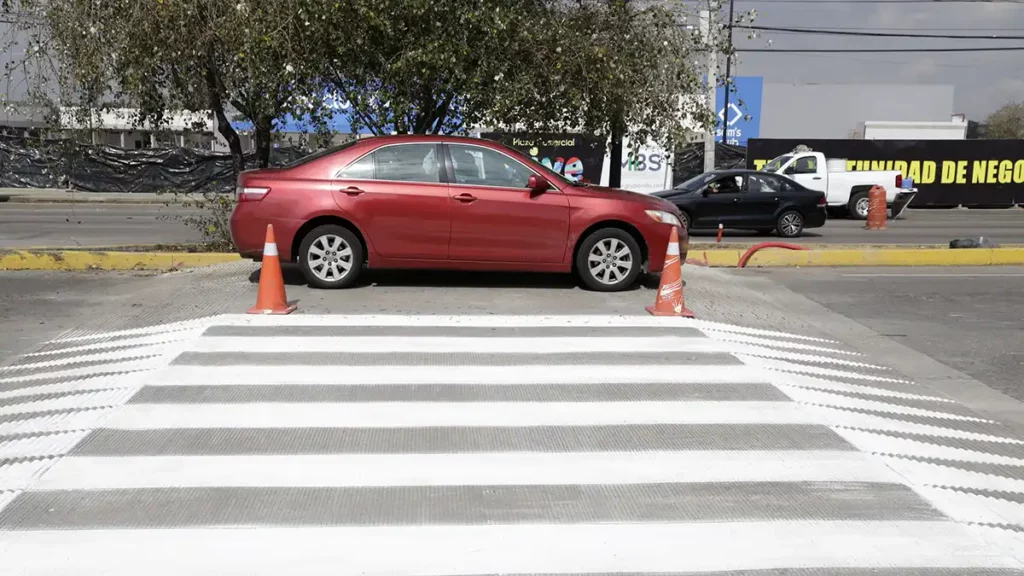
727,0 -> 1024,121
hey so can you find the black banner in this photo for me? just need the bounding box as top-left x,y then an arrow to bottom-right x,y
0,133 -> 309,193
746,138 -> 1024,207
479,132 -> 606,184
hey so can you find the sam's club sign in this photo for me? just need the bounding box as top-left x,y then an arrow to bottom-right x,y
714,76 -> 763,146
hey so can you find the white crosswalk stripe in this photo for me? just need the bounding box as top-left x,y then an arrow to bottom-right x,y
1,314 -> 1024,575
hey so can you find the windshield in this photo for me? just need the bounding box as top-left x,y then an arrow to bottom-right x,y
278,139 -> 361,169
674,172 -> 718,191
518,153 -> 576,187
761,154 -> 792,173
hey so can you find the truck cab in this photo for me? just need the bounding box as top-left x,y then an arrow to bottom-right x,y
762,151 -> 913,220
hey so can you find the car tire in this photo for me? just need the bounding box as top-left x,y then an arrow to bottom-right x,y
848,191 -> 869,220
575,228 -> 643,293
678,210 -> 690,232
776,210 -> 804,238
297,224 -> 364,289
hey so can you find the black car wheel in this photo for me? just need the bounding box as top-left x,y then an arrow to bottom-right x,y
575,228 -> 642,292
776,210 -> 804,238
298,224 -> 364,289
678,210 -> 690,231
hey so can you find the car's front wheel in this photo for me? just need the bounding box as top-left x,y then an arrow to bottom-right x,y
298,224 -> 364,289
575,228 -> 643,292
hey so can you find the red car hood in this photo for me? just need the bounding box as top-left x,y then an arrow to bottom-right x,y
571,184 -> 679,211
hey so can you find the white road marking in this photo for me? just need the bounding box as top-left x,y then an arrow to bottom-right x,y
147,364 -> 768,386
842,273 -> 1024,278
103,401 -> 815,429
0,522 -> 1016,575
190,336 -> 727,354
34,451 -> 900,490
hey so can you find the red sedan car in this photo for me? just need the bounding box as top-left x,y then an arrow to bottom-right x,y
230,135 -> 686,292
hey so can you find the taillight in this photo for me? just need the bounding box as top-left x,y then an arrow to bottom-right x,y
817,195 -> 826,206
237,186 -> 270,202
895,174 -> 903,188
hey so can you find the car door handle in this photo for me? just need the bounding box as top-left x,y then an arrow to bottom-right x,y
812,176 -> 822,180
732,198 -> 741,203
343,186 -> 363,196
453,193 -> 477,203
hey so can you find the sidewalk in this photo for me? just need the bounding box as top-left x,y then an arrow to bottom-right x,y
0,188 -> 170,204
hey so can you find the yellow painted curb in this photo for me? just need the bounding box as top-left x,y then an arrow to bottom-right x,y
0,250 -> 241,271
685,247 -> 1024,268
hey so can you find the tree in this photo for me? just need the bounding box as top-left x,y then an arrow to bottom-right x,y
2,0 -> 318,172
303,0 -> 723,157
982,102 -> 1024,139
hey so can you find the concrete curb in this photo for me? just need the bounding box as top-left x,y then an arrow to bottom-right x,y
686,247 -> 1024,267
3,246 -> 1024,272
0,250 -> 241,271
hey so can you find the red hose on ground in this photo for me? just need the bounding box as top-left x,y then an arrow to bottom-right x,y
737,242 -> 809,269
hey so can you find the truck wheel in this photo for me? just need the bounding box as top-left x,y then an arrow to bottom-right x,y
848,191 -> 869,220
776,210 -> 804,238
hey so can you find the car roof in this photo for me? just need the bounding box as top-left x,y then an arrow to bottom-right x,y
352,134 -> 499,145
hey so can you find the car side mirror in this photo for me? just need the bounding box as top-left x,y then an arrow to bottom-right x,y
701,188 -> 710,197
784,166 -> 797,175
527,174 -> 549,193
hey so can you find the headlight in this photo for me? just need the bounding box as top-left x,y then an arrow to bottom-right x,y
645,210 -> 681,228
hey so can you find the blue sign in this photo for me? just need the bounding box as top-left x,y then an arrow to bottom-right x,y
715,76 -> 762,146
229,91 -> 462,135
230,92 -> 370,134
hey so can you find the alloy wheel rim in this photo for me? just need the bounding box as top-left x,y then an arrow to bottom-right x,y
856,197 -> 870,217
588,238 -> 634,285
781,213 -> 802,236
307,234 -> 353,281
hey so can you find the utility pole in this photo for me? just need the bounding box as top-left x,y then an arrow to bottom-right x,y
700,6 -> 716,173
721,0 -> 735,147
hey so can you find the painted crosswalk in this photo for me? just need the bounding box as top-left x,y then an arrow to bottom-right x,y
3,314 -> 1024,574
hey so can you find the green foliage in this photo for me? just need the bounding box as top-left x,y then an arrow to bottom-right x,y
158,188 -> 237,253
983,102 -> 1024,139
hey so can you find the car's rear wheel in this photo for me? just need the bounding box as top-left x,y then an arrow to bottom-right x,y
298,224 -> 364,289
848,191 -> 869,220
575,228 -> 642,292
776,210 -> 804,238
678,210 -> 690,231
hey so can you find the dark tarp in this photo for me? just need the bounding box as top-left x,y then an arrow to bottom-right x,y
671,142 -> 747,187
0,134 -> 309,193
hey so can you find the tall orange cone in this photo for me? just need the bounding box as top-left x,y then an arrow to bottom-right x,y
646,226 -> 694,318
247,224 -> 297,315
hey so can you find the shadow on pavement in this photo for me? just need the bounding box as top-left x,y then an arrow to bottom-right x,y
249,265 -> 656,292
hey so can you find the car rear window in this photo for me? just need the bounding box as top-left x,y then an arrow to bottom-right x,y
279,139 -> 361,169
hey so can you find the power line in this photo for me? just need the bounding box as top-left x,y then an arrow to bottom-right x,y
739,45 -> 1024,51
741,51 -> 989,67
739,24 -> 1024,39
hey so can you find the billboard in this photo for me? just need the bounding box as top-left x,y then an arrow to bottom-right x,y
479,132 -> 607,184
599,137 -> 672,194
715,76 -> 762,146
746,138 -> 1024,207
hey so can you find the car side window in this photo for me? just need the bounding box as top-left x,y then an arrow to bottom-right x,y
338,152 -> 374,180
787,156 -> 817,175
449,144 -> 533,188
748,174 -> 783,194
373,144 -> 441,183
707,175 -> 744,194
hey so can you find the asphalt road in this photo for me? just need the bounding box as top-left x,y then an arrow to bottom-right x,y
0,203 -> 201,248
750,266 -> 1024,402
1,202 -> 1023,248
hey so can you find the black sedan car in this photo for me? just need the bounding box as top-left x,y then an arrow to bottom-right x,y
653,169 -> 827,238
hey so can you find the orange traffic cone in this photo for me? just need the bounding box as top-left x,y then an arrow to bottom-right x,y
646,226 -> 694,318
247,224 -> 297,315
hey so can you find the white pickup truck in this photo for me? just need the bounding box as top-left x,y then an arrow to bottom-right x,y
760,150 -> 915,220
